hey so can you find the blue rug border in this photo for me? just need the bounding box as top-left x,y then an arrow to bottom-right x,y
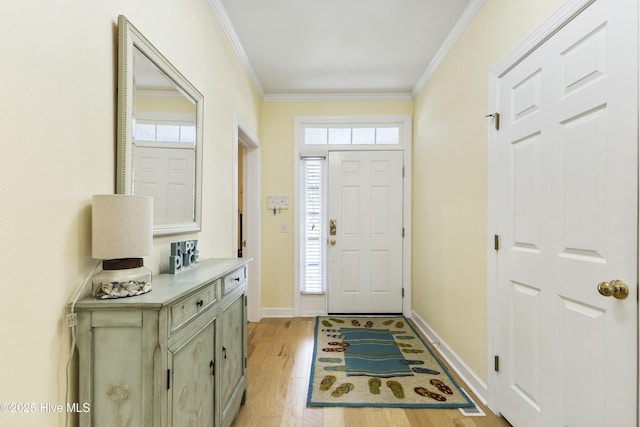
306,315 -> 475,409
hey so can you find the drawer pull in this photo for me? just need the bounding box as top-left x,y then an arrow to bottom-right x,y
233,277 -> 240,282
222,347 -> 227,359
196,299 -> 204,308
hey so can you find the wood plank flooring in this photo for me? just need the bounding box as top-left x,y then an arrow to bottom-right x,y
232,317 -> 512,427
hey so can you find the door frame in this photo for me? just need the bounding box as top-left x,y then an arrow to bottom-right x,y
233,113 -> 261,322
486,0 -> 639,416
292,114 -> 413,318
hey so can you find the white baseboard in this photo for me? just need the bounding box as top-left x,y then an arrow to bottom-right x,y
260,307 -> 294,318
411,310 -> 489,405
260,307 -> 327,318
300,311 -> 326,317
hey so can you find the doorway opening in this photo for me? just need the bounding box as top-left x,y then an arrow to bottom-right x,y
234,114 -> 261,322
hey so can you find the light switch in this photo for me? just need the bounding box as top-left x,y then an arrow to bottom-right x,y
266,196 -> 277,210
276,196 -> 289,209
280,222 -> 289,233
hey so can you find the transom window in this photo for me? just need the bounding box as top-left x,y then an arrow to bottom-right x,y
133,119 -> 196,143
304,126 -> 400,145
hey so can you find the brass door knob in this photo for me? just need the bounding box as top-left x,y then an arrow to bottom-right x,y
611,280 -> 629,299
597,280 -> 629,299
597,281 -> 613,296
329,239 -> 336,246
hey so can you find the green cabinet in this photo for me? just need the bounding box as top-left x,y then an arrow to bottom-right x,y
168,318 -> 216,427
74,258 -> 249,427
220,293 -> 246,426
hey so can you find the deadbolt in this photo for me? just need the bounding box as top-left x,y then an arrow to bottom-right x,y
329,219 -> 337,236
597,280 -> 629,300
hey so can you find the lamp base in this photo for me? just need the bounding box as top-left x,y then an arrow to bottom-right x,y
93,258 -> 152,299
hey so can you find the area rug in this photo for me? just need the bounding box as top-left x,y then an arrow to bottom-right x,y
307,316 -> 475,408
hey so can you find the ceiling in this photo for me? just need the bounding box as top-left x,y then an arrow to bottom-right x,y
210,0 -> 480,99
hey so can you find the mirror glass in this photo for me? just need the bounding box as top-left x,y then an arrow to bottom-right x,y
117,15 -> 203,235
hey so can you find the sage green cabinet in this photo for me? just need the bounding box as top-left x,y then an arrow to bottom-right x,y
74,258 -> 250,427
220,290 -> 246,426
168,318 -> 216,427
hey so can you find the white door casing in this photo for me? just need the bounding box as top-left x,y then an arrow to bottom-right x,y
490,0 -> 638,426
292,114 -> 412,318
327,150 -> 404,313
233,113 -> 261,322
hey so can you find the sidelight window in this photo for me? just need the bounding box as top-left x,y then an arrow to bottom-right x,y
300,158 -> 326,293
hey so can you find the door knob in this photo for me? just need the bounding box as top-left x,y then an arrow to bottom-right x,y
597,280 -> 629,299
329,239 -> 336,246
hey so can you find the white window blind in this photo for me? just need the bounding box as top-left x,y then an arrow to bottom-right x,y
300,159 -> 325,293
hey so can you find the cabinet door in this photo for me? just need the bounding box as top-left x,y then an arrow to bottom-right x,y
168,318 -> 216,427
220,294 -> 246,412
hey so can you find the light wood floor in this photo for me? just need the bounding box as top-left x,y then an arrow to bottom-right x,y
232,317 -> 512,427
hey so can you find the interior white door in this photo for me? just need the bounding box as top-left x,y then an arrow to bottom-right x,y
327,151 -> 404,313
495,0 -> 637,426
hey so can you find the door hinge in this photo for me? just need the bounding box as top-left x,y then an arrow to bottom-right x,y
245,295 -> 248,306
402,166 -> 405,177
494,355 -> 500,372
494,234 -> 500,251
245,357 -> 248,369
486,112 -> 500,130
402,228 -> 405,238
402,288 -> 405,298
167,369 -> 171,389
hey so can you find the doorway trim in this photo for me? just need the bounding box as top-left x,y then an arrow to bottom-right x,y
292,114 -> 413,318
233,113 -> 261,322
485,0 -> 640,415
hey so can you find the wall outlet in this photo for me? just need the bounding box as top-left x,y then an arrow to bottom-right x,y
66,312 -> 77,328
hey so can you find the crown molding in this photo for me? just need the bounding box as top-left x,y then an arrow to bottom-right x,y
263,92 -> 413,103
208,0 -> 484,102
207,0 -> 265,97
411,0 -> 486,97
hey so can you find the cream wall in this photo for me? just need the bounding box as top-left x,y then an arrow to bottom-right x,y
0,1 -> 260,425
412,0 -> 565,383
259,101 -> 413,310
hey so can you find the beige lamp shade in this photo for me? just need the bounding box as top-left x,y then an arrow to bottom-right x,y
92,194 -> 153,259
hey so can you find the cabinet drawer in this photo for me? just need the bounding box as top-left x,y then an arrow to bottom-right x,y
223,267 -> 247,295
170,281 -> 218,334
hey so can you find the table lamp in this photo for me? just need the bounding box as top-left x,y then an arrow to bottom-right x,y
91,194 -> 153,299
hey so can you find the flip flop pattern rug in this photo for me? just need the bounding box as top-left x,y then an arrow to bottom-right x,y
307,316 -> 475,408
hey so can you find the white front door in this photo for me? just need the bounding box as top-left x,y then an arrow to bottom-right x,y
495,0 -> 638,426
327,150 -> 404,313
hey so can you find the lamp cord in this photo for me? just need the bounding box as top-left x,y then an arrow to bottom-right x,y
65,260 -> 101,427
